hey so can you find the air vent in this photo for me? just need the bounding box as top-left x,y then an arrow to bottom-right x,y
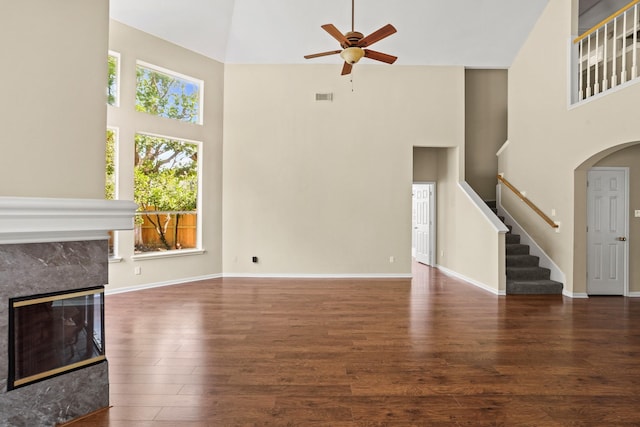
315,93 -> 333,102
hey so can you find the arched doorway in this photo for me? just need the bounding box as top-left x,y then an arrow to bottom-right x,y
574,141 -> 640,296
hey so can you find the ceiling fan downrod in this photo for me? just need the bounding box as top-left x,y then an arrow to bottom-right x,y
351,0 -> 355,32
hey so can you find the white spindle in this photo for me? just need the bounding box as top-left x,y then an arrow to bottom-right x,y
594,29 -> 600,94
633,4 -> 638,79
622,11 -> 628,83
613,17 -> 618,87
579,39 -> 584,100
586,35 -> 592,97
603,23 -> 609,91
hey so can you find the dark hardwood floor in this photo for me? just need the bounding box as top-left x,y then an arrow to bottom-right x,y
66,263 -> 640,426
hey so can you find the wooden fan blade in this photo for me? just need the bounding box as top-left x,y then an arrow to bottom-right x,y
304,50 -> 342,59
364,49 -> 398,64
341,62 -> 353,75
321,24 -> 349,45
357,24 -> 397,47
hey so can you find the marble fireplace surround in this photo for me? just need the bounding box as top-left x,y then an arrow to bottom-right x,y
0,197 -> 136,426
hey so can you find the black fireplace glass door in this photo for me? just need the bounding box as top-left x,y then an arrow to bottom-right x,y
9,286 -> 105,389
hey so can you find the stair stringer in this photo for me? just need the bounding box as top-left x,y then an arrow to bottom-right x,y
496,203 -> 566,286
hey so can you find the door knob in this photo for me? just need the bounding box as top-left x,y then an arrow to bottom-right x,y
617,236 -> 627,241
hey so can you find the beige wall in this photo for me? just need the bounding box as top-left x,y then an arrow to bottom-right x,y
413,147 -> 439,182
0,1 -> 109,198
0,1 -> 515,289
223,65 -> 465,275
107,21 -> 224,290
502,0 -> 640,294
465,69 -> 508,200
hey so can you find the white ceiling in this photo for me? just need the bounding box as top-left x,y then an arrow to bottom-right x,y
109,0 -> 553,68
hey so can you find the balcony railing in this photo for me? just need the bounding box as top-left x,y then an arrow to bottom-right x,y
574,0 -> 640,102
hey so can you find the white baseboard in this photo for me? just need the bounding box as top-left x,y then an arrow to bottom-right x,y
222,273 -> 413,279
105,273 -> 222,295
436,265 -> 505,296
563,290 -> 589,298
562,291 -> 640,298
105,273 -> 412,295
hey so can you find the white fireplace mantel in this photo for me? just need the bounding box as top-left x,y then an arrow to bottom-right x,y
0,197 -> 138,244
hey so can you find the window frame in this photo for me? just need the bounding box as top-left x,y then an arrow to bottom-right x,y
107,51 -> 121,107
131,131 -> 203,258
135,60 -> 205,125
106,126 -> 120,260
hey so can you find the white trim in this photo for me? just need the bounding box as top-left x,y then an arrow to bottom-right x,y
104,273 -> 412,295
459,182 -> 509,233
133,133 -> 203,251
223,273 -> 413,279
567,36 -> 579,106
0,197 -> 137,244
108,50 -> 121,107
105,273 -> 223,295
436,264 -> 505,296
132,248 -> 206,260
496,139 -> 510,157
627,292 -> 640,297
135,60 -> 204,125
563,290 -> 589,298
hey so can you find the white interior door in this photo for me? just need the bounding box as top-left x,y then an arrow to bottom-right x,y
587,167 -> 628,295
412,183 -> 435,266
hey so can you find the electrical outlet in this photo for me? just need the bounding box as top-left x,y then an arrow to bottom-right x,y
134,266 -> 141,275
635,210 -> 640,218
389,256 -> 395,263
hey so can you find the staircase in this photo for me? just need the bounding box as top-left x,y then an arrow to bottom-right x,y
487,201 -> 563,295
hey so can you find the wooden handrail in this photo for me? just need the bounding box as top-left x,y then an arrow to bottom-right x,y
497,175 -> 559,229
574,0 -> 640,43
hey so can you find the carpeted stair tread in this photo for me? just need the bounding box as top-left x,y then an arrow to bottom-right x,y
505,233 -> 520,244
506,243 -> 530,255
506,279 -> 564,295
507,266 -> 551,280
506,254 -> 540,267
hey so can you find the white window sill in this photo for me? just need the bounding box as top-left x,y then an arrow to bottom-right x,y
131,248 -> 206,261
109,256 -> 124,263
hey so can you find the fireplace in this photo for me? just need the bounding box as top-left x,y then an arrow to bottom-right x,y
8,286 -> 105,390
0,197 -> 136,425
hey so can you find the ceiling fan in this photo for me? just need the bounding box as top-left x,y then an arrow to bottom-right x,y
304,0 -> 398,75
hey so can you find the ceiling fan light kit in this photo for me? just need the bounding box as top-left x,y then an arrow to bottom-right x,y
340,47 -> 365,64
304,0 -> 397,75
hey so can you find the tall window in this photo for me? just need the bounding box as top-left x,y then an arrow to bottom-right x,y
134,133 -> 200,253
107,52 -> 120,106
107,57 -> 204,257
105,128 -> 118,256
135,62 -> 202,124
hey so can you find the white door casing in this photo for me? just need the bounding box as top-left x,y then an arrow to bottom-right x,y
412,183 -> 435,266
587,167 -> 628,295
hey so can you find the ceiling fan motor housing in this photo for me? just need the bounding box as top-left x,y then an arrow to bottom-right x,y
342,31 -> 364,48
